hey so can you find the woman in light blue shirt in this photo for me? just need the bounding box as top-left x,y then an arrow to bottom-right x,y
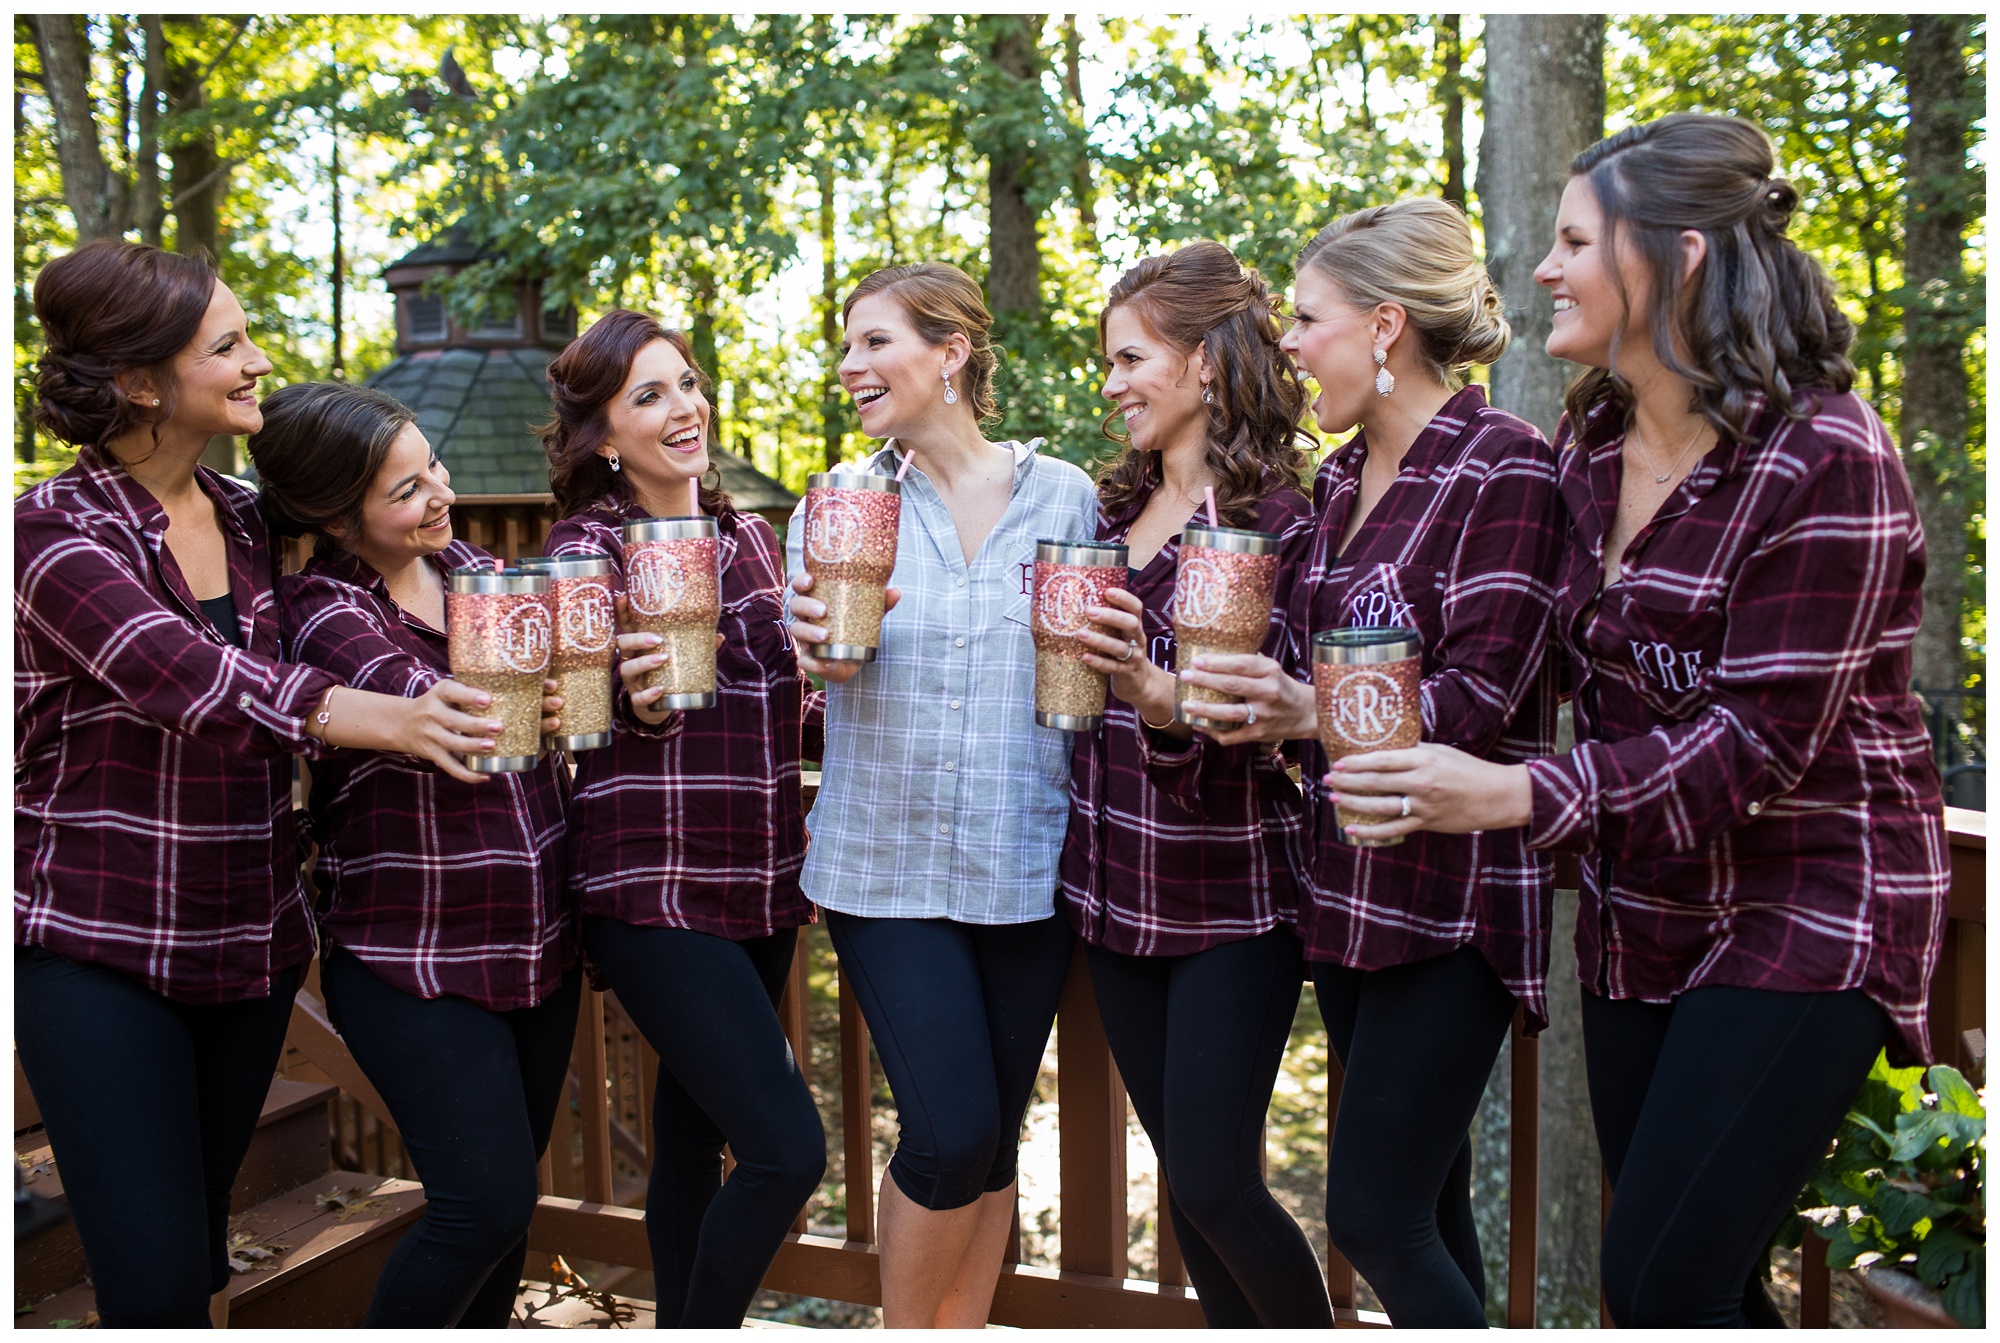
785,262 -> 1096,1328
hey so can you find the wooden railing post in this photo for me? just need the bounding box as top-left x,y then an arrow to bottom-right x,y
780,928 -> 811,1234
1056,944 -> 1127,1280
1506,1009 -> 1540,1329
575,988 -> 614,1204
1156,1179 -> 1186,1288
1322,1054 -> 1356,1312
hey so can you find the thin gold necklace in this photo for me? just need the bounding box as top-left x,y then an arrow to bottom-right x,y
1633,419 -> 1708,484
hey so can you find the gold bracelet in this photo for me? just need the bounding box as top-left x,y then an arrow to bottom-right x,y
311,686 -> 338,735
1139,705 -> 1176,731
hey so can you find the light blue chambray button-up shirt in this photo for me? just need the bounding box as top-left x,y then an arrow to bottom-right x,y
785,439 -> 1100,924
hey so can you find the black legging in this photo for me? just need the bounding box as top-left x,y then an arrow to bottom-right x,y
580,919 -> 825,1328
1086,930 -> 1333,1329
13,944 -> 302,1328
824,909 -> 1075,1210
1313,946 -> 1517,1327
319,946 -> 582,1328
1583,983 -> 1889,1327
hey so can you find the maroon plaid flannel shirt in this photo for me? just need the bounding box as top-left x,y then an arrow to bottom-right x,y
1061,487 -> 1315,957
1293,386 -> 1563,1029
279,539 -> 572,1011
1525,392 -> 1948,1061
15,447 -> 338,1003
544,497 -> 817,938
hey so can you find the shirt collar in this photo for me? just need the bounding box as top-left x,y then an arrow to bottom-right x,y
303,539 -> 480,597
865,437 -> 1044,489
73,443 -> 257,545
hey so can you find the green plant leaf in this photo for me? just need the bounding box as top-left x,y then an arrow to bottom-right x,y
1878,1184 -> 1945,1238
1940,1246 -> 1985,1328
1928,1065 -> 1985,1119
1916,1228 -> 1978,1287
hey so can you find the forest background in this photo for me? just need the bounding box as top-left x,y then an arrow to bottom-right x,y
11,14 -> 1989,1325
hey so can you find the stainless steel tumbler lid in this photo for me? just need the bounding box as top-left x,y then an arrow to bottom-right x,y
1311,627 -> 1422,664
1035,538 -> 1129,567
518,555 -> 614,579
807,471 -> 901,495
621,516 -> 720,543
1180,522 -> 1280,556
448,566 -> 548,595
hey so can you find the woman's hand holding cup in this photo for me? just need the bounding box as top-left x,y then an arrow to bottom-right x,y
614,594 -> 723,725
789,571 -> 901,683
1177,652 -> 1316,746
1074,589 -> 1177,726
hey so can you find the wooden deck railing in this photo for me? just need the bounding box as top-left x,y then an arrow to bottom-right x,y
283,802 -> 1986,1328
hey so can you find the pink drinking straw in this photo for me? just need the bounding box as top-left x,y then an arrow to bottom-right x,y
688,476 -> 700,516
493,557 -> 504,575
1203,485 -> 1220,529
894,448 -> 915,483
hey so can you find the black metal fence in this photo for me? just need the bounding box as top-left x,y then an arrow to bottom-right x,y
1917,687 -> 1985,811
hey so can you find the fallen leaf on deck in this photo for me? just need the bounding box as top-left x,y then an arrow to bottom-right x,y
315,1184 -> 387,1222
226,1228 -> 290,1273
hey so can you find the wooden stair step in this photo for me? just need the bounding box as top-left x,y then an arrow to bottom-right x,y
511,1278 -> 657,1329
13,1076 -> 341,1309
14,1171 -> 425,1329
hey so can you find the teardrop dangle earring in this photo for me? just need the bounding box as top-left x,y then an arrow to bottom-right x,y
941,368 -> 959,405
1201,382 -> 1215,406
1373,349 -> 1395,397
608,451 -> 622,473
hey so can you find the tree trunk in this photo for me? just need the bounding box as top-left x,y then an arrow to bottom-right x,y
1900,15 -> 1975,699
29,14 -> 124,242
819,155 -> 843,470
1439,16 -> 1465,208
1062,14 -> 1097,249
165,18 -> 224,262
135,15 -> 167,247
985,15 -> 1043,319
330,127 -> 345,379
1478,15 -> 1605,439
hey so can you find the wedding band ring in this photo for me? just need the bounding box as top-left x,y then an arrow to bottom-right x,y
1119,640 -> 1137,662
1399,795 -> 1412,819
1246,707 -> 1257,726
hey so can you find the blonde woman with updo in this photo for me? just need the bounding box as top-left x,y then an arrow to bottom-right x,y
784,263 -> 1096,1327
1185,200 -> 1562,1326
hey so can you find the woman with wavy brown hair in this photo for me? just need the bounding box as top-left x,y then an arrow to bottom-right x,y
538,310 -> 825,1328
1056,240 -> 1329,1327
1184,200 -> 1561,1326
1325,115 -> 1949,1327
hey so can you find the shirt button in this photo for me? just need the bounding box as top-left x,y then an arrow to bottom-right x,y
237,694 -> 251,709
954,637 -> 966,648
945,761 -> 956,772
939,823 -> 951,835
950,699 -> 962,710
1747,801 -> 1762,817
956,577 -> 966,588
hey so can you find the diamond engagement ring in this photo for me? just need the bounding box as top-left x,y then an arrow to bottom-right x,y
1119,640 -> 1137,662
1246,707 -> 1257,726
1399,795 -> 1412,819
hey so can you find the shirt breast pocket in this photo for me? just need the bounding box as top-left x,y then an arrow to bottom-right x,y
1612,589 -> 1726,720
1002,594 -> 1032,630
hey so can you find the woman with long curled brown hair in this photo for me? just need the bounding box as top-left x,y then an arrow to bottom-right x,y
1183,200 -> 1561,1326
1326,115 -> 1949,1326
538,310 -> 826,1328
1057,240 -> 1329,1327
15,241 -> 504,1328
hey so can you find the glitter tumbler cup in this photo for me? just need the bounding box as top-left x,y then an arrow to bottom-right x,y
1032,539 -> 1130,731
518,555 -> 617,751
1171,523 -> 1282,729
1313,627 -> 1423,847
621,517 -> 722,711
447,566 -> 553,773
801,472 -> 901,662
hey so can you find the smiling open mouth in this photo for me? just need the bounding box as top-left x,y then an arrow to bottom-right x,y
852,386 -> 887,409
662,426 -> 703,450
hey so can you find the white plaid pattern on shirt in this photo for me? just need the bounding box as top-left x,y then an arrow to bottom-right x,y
786,440 -> 1099,924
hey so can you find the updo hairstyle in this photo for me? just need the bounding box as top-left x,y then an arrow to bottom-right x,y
1564,112 -> 1855,440
247,382 -> 417,560
1094,240 -> 1313,528
539,309 -> 731,521
840,263 -> 1001,425
1296,198 -> 1512,385
31,239 -> 218,453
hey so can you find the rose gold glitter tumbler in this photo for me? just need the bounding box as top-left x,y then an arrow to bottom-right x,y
518,555 -> 617,751
802,472 -> 901,662
621,517 -> 722,711
447,566 -> 553,773
1313,627 -> 1422,848
1032,539 -> 1130,731
1171,523 -> 1282,729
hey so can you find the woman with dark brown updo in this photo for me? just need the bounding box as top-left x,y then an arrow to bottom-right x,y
1326,115 -> 1949,1327
15,240 -> 502,1327
538,309 -> 825,1328
1057,240 -> 1330,1328
249,380 -> 586,1328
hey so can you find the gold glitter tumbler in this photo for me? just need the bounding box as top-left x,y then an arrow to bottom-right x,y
518,555 -> 617,751
446,566 -> 553,773
620,517 -> 723,711
1031,539 -> 1130,731
1312,627 -> 1423,848
801,472 -> 902,662
1171,523 -> 1282,729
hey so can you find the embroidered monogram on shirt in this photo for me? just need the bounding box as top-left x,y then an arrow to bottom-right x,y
1345,588 -> 1417,628
1628,639 -> 1703,693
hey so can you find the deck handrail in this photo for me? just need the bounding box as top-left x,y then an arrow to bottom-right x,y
280,793 -> 1986,1328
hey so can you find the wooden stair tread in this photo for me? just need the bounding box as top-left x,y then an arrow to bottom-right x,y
224,1172 -> 426,1307
511,1278 -> 657,1328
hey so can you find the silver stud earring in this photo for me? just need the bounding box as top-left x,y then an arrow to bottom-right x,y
1202,384 -> 1215,406
942,368 -> 958,405
1373,349 -> 1395,397
152,398 -> 162,407
608,451 -> 622,474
